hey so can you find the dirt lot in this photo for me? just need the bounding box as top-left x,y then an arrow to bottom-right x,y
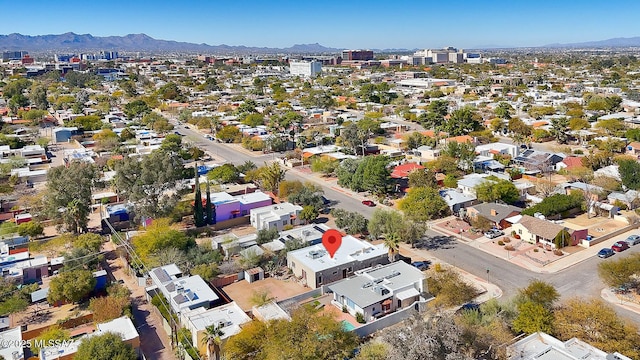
563,213 -> 628,237
222,277 -> 309,312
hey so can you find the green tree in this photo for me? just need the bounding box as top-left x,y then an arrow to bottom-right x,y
475,179 -> 520,204
287,185 -> 324,210
131,218 -> 192,264
595,118 -> 626,135
554,298 -> 640,358
202,324 -> 225,360
33,325 -> 70,353
443,107 -> 481,136
367,209 -> 403,240
494,102 -> 512,119
193,164 -> 205,227
114,150 -> 184,219
407,168 -> 437,189
45,162 -> 96,233
330,209 -> 368,235
17,221 -> 44,238
427,268 -> 480,308
616,158 -> 640,190
48,270 -> 96,304
225,305 -> 358,360
549,117 -> 570,143
75,332 -> 137,360
66,115 -> 103,130
123,99 -> 150,119
216,125 -> 241,143
513,301 -> 554,334
598,253 -> 640,288
207,164 -> 240,184
383,233 -> 400,262
300,205 -> 319,224
205,181 -> 215,225
518,280 -> 559,309
355,342 -> 388,360
0,278 -> 37,318
441,141 -> 476,171
256,227 -> 279,245
399,187 -> 450,222
242,113 -> 264,127
30,85 -> 48,110
258,162 -> 286,194
310,157 -> 339,176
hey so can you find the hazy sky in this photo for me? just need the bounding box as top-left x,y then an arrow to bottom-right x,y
2,0 -> 639,49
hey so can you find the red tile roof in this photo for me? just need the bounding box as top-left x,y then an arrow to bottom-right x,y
391,163 -> 425,179
561,156 -> 583,170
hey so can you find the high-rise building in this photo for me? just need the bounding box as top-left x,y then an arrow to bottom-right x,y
289,60 -> 322,78
2,51 -> 28,61
341,50 -> 374,61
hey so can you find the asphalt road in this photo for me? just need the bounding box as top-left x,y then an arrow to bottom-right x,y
420,229 -> 640,324
174,121 -> 640,325
174,122 -> 378,217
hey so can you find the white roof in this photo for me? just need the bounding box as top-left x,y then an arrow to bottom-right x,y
287,235 -> 387,272
185,302 -> 251,340
0,327 -> 23,360
253,301 -> 291,322
236,191 -> 271,205
262,240 -> 285,252
96,316 -> 139,341
396,287 -> 420,300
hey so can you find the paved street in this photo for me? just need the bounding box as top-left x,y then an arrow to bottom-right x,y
419,228 -> 640,325
174,120 -> 640,326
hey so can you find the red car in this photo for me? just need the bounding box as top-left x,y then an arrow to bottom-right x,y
612,241 -> 630,252
362,200 -> 376,207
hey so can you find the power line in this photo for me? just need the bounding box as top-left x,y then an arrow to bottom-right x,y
103,219 -> 202,360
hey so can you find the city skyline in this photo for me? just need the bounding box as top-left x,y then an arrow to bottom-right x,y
1,0 -> 639,49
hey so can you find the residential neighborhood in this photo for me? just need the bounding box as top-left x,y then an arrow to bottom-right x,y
1,18 -> 640,360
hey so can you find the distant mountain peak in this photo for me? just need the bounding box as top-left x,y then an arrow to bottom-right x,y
542,36 -> 640,48
0,32 -> 341,54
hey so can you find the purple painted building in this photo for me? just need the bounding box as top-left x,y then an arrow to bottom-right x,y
208,191 -> 272,223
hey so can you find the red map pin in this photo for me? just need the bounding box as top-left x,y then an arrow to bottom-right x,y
322,229 -> 343,258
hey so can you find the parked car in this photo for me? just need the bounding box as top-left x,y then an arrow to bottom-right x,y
624,234 -> 640,246
411,261 -> 430,271
597,248 -> 615,258
612,241 -> 630,252
484,229 -> 504,239
362,200 -> 376,207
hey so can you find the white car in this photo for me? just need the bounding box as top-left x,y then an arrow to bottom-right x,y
484,229 -> 504,239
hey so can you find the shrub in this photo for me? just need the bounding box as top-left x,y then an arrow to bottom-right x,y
503,237 -> 511,243
283,224 -> 294,231
573,149 -> 584,155
554,249 -> 564,256
342,305 -> 348,313
355,312 -> 366,324
498,240 -> 505,246
505,245 -> 515,251
533,248 -> 539,252
434,263 -> 443,272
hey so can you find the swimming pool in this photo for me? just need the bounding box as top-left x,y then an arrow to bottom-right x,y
341,320 -> 356,331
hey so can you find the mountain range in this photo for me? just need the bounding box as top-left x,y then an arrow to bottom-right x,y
543,36 -> 640,48
2,32 -> 640,54
0,32 -> 342,54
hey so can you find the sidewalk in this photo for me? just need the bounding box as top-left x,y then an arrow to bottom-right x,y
430,222 -> 638,274
399,243 -> 503,304
601,288 -> 640,313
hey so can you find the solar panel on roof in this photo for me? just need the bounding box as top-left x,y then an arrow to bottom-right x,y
173,294 -> 187,304
153,268 -> 171,283
313,225 -> 326,233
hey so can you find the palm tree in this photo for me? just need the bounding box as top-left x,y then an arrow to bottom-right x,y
383,233 -> 400,262
202,324 -> 225,360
